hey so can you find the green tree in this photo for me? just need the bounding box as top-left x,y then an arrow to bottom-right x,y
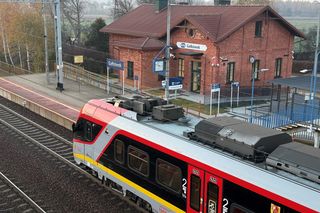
304,27 -> 319,52
85,18 -> 108,52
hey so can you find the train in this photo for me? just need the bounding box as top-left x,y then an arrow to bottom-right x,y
72,95 -> 320,213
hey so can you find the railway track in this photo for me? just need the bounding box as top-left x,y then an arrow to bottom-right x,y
0,102 -> 139,212
0,102 -> 75,163
0,172 -> 46,213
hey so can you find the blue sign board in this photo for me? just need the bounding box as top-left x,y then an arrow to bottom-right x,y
231,81 -> 239,87
106,58 -> 124,70
161,77 -> 183,90
211,83 -> 220,92
152,59 -> 166,76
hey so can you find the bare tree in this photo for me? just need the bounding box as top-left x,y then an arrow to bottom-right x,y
136,0 -> 155,5
113,0 -> 134,19
62,0 -> 86,43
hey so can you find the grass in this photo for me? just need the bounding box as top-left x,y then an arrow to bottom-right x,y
145,89 -> 269,115
171,98 -> 226,115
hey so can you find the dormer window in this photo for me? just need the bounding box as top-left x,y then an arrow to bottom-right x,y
187,28 -> 195,38
255,21 -> 262,37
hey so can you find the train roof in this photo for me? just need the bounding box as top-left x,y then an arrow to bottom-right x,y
82,98 -> 320,212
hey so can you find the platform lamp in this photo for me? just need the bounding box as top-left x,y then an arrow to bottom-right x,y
249,64 -> 269,123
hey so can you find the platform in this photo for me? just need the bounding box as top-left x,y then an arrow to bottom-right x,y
0,73 -> 116,129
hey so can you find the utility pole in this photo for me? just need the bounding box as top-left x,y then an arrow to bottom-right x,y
0,0 -> 63,89
165,0 -> 171,101
54,0 -> 64,91
42,1 -> 49,84
310,12 -> 320,148
310,13 -> 320,122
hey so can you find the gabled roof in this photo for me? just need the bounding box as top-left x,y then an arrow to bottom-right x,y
113,37 -> 164,50
100,4 -> 304,42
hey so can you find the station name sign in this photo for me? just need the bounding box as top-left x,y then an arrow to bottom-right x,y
176,42 -> 207,51
106,58 -> 124,70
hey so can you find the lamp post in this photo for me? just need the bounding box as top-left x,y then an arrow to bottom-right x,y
164,0 -> 171,102
250,68 -> 269,123
310,13 -> 320,125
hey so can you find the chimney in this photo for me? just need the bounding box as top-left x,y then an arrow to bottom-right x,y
155,0 -> 168,12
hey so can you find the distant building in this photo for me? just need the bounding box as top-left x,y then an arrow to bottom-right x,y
100,2 -> 304,95
214,0 -> 231,5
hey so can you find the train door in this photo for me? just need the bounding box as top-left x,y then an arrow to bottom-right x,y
187,165 -> 222,213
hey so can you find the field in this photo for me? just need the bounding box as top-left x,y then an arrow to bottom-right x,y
285,17 -> 319,31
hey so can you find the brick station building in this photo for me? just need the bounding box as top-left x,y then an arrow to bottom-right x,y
100,3 -> 304,96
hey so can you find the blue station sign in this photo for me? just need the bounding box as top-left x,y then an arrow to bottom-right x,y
211,83 -> 220,92
162,77 -> 183,90
231,81 -> 240,87
169,77 -> 183,90
106,58 -> 124,70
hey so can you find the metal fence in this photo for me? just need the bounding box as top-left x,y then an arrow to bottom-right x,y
0,61 -> 33,75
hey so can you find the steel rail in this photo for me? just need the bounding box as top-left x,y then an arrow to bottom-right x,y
0,172 -> 46,213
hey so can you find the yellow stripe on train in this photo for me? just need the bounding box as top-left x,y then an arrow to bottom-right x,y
74,153 -> 185,213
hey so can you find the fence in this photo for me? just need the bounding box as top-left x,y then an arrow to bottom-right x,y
0,61 -> 33,75
63,62 -> 138,95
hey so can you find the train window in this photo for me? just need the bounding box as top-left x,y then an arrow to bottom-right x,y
230,203 -> 255,213
207,182 -> 219,213
73,118 -> 102,142
156,159 -> 182,193
128,146 -> 149,177
92,123 -> 102,139
190,175 -> 201,211
114,139 -> 125,164
85,121 -> 93,141
74,118 -> 85,139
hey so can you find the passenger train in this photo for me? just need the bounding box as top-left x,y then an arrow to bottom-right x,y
72,95 -> 320,213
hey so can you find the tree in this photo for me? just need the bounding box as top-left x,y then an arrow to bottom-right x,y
62,0 -> 86,43
85,18 -> 108,52
300,26 -> 320,53
136,0 -> 155,5
0,4 -> 54,72
113,0 -> 134,19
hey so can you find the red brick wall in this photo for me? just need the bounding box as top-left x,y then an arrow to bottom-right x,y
218,13 -> 294,91
170,24 -> 218,95
109,34 -> 139,59
108,13 -> 295,95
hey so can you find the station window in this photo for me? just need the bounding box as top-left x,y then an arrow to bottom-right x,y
207,182 -> 219,213
226,62 -> 235,83
158,74 -> 165,81
127,61 -> 134,79
156,159 -> 182,193
255,21 -> 262,37
190,175 -> 201,211
178,58 -> 185,78
114,139 -> 125,164
275,58 -> 282,78
252,60 -> 260,80
128,146 -> 149,177
73,118 -> 102,142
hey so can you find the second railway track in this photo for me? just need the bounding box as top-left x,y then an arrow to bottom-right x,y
0,171 -> 46,213
0,100 -> 140,212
